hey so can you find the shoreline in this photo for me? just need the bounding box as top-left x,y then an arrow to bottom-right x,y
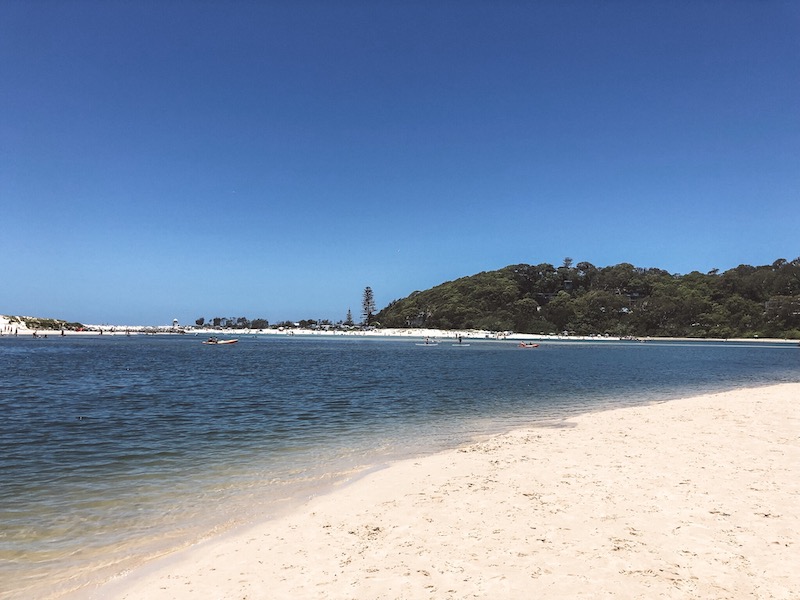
2,315 -> 797,345
78,382 -> 799,599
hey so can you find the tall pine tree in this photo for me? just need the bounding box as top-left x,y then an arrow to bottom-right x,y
362,287 -> 376,326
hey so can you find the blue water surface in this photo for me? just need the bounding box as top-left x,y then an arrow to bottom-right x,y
1,334 -> 798,598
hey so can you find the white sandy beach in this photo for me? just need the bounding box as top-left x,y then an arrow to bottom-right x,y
78,382 -> 799,600
4,315 -> 798,345
0,314 -> 499,340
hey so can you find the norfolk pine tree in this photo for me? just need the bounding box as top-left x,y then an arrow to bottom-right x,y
362,287 -> 376,326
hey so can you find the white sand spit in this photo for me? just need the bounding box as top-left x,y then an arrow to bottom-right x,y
84,383 -> 799,599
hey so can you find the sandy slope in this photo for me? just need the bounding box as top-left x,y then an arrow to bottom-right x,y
79,383 -> 800,599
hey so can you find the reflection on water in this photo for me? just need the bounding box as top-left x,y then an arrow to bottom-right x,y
1,335 -> 797,598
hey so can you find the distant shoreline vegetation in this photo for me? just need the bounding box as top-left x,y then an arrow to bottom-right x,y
5,258 -> 800,339
1,315 -> 85,331
376,258 -> 800,340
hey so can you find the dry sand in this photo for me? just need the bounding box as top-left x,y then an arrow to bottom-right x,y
83,383 -> 799,599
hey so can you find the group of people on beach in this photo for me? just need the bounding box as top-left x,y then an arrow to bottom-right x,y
31,331 -> 65,338
0,327 -> 70,338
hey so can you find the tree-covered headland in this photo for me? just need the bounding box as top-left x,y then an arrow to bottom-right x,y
376,258 -> 800,339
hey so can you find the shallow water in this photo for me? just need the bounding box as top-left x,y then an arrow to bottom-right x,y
1,335 -> 798,598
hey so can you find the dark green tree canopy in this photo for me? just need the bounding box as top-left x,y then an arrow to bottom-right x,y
362,286 -> 376,326
375,258 -> 800,339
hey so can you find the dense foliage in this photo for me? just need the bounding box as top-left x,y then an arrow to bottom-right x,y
196,316 -> 270,329
376,258 -> 800,339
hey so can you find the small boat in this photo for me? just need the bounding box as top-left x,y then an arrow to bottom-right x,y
518,342 -> 539,348
202,338 -> 238,345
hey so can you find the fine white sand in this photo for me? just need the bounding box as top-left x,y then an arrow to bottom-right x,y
82,383 -> 799,600
5,313 -> 800,344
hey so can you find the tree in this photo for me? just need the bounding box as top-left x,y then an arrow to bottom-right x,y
542,290 -> 575,332
373,257 -> 800,339
511,297 -> 541,333
570,290 -> 627,335
345,309 -> 354,326
362,287 -> 376,326
766,295 -> 800,331
195,317 -> 205,327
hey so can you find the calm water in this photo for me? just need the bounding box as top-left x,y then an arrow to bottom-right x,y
1,334 -> 798,598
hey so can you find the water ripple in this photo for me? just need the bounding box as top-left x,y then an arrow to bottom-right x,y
1,336 -> 798,598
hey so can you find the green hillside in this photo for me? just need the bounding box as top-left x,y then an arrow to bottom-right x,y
376,258 -> 800,339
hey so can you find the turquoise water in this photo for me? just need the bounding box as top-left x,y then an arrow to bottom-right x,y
1,335 -> 798,598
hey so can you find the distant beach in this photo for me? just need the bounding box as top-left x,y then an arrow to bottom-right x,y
82,383 -> 799,599
2,314 -> 797,345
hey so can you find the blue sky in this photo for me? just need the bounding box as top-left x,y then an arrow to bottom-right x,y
2,2 -> 798,325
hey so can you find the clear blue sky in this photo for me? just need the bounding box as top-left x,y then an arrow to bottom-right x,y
2,2 -> 798,325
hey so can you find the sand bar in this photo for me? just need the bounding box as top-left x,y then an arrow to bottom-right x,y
78,383 -> 799,599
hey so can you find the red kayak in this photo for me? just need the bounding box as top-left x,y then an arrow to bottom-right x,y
518,342 -> 539,348
202,339 -> 238,345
